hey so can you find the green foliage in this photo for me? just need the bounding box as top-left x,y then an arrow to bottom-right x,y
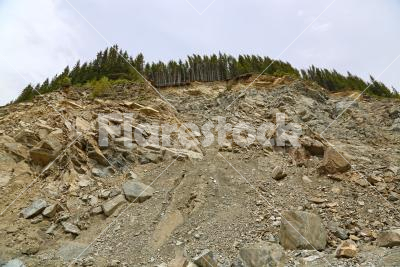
301,66 -> 396,97
87,77 -> 112,97
13,45 -> 398,103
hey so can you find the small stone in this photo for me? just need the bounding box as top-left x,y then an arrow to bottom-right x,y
335,240 -> 357,258
355,179 -> 369,187
367,176 -> 383,185
272,166 -> 287,180
102,195 -> 126,217
126,171 -> 139,180
99,189 -> 111,199
308,197 -> 326,204
388,192 -> 400,201
302,176 -> 312,183
329,223 -> 349,240
61,222 -> 81,235
42,203 -> 61,218
349,235 -> 360,241
91,206 -> 103,215
46,223 -> 58,235
122,180 -> 155,203
31,215 -> 43,224
193,249 -> 218,267
20,199 -> 47,219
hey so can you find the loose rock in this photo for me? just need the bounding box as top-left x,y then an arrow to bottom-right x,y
239,242 -> 285,267
102,194 -> 127,216
20,199 -> 47,219
122,180 -> 155,203
280,211 -> 327,250
335,240 -> 357,258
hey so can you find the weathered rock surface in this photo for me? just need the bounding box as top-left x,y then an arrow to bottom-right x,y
61,222 -> 81,235
280,211 -> 327,250
335,240 -> 357,258
377,229 -> 400,247
102,194 -> 126,216
239,242 -> 285,267
319,147 -> 350,174
271,166 -> 287,180
20,199 -> 47,219
193,249 -> 218,267
122,180 -> 155,203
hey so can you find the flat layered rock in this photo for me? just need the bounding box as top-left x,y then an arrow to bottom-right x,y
280,211 -> 327,250
377,229 -> 400,247
240,242 -> 286,267
21,199 -> 47,219
61,222 -> 81,235
102,194 -> 126,216
122,180 -> 155,203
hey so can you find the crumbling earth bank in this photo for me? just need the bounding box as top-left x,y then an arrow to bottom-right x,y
0,76 -> 399,266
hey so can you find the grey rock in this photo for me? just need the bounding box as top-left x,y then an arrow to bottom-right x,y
21,199 -> 47,219
102,194 -> 126,216
61,222 -> 81,235
3,259 -> 26,267
377,229 -> 400,247
280,211 -> 327,250
122,180 -> 155,203
139,152 -> 162,164
193,249 -> 218,267
328,222 -> 349,240
92,167 -> 106,178
90,206 -> 103,215
239,242 -> 285,267
46,223 -> 58,235
126,171 -> 139,180
388,191 -> 400,201
42,203 -> 61,218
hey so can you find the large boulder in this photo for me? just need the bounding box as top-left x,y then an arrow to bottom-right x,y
280,211 -> 327,250
239,242 -> 286,267
377,229 -> 400,247
30,135 -> 63,166
319,147 -> 351,174
122,180 -> 155,203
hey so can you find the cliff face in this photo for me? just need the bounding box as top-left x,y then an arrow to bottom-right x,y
0,75 -> 399,266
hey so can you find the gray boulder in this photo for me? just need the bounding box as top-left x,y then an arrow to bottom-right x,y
377,229 -> 400,247
122,180 -> 155,203
280,211 -> 327,250
20,199 -> 47,219
102,194 -> 126,216
240,242 -> 285,267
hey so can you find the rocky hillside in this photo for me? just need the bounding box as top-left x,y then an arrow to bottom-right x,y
0,75 -> 400,267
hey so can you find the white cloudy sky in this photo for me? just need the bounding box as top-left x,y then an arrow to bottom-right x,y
0,0 -> 399,105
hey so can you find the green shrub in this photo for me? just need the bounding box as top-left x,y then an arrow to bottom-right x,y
89,77 -> 112,97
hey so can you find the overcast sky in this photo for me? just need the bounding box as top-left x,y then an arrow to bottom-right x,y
0,0 -> 399,105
